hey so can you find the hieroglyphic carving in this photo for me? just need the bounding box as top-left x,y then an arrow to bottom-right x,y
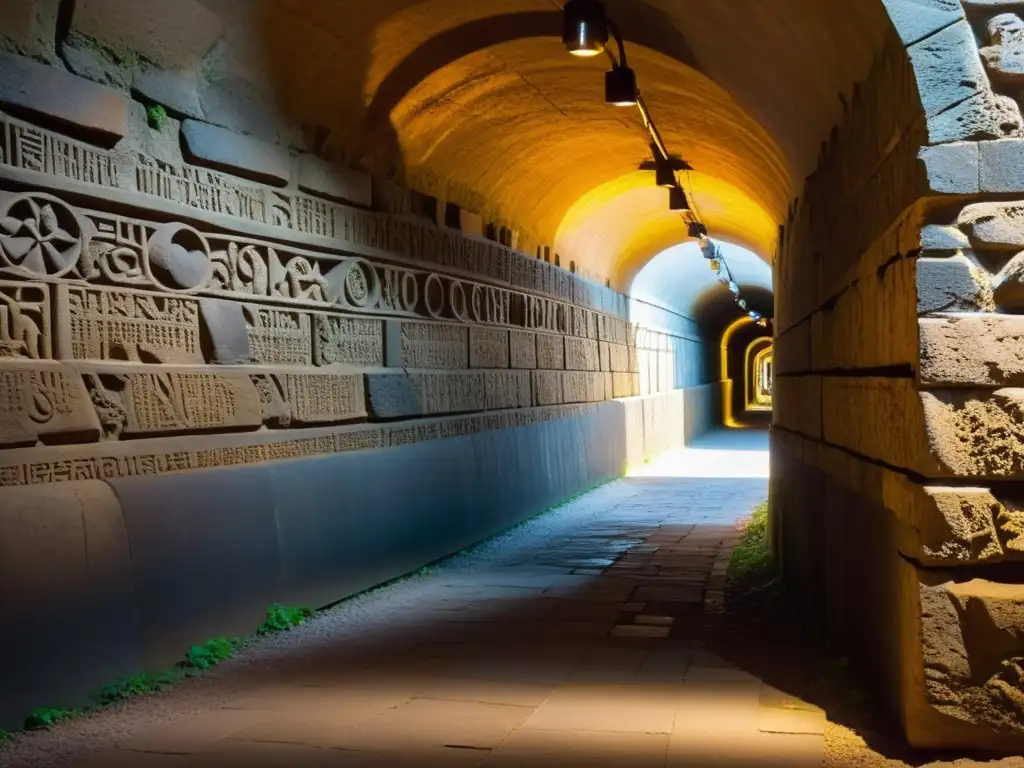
532,370 -> 563,406
252,372 -> 366,427
536,333 -> 565,370
210,241 -> 328,303
470,327 -> 509,369
313,314 -> 383,367
510,330 -> 537,369
135,156 -> 268,223
401,322 -> 468,369
414,372 -> 486,414
85,369 -> 263,437
0,281 -> 50,359
600,341 -> 631,373
565,337 -> 600,371
61,285 -> 202,363
0,364 -> 100,446
243,306 -> 312,366
563,371 -> 605,404
484,371 -> 531,410
0,114 -> 119,188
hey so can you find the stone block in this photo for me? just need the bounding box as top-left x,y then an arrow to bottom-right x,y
509,331 -> 537,369
197,79 -> 288,145
133,67 -> 204,120
0,51 -> 128,143
958,200 -> 1024,249
920,314 -> 1024,385
296,154 -> 371,206
0,363 -> 101,447
920,224 -> 970,252
0,0 -> 61,61
251,372 -> 366,426
881,0 -> 964,47
918,143 -> 979,194
71,0 -> 224,70
312,314 -> 383,368
199,298 -> 250,365
906,20 -> 988,118
928,89 -> 1023,145
994,251 -> 1024,310
393,321 -> 468,370
916,255 -> 993,314
980,12 -> 1024,86
980,139 -> 1024,193
366,371 -> 488,418
470,327 -> 510,369
61,36 -> 130,89
921,387 -> 1024,478
773,375 -> 821,439
181,119 -> 291,186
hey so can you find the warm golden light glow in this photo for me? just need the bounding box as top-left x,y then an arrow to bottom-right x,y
719,316 -> 754,428
745,340 -> 773,411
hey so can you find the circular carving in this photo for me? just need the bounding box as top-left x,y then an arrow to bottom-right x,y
470,285 -> 485,323
146,223 -> 212,292
401,272 -> 419,313
424,274 -> 445,318
340,259 -> 378,309
0,193 -> 83,278
449,281 -> 468,322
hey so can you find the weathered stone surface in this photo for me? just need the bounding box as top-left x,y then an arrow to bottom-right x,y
0,0 -> 61,61
980,13 -> 1024,85
392,322 -> 468,370
296,154 -> 371,206
918,143 -> 979,194
921,388 -> 1024,477
920,578 -> 1024,740
510,331 -> 537,369
366,372 -> 493,418
71,0 -> 224,70
197,79 -> 291,145
916,255 -> 993,314
927,90 -> 1023,144
881,0 -> 964,47
469,327 -> 510,369
146,223 -> 212,291
980,139 -> 1024,193
181,119 -> 291,186
252,372 -> 366,426
0,363 -> 101,446
60,37 -> 131,90
906,20 -> 988,118
133,67 -> 204,120
958,201 -> 1024,249
199,298 -> 250,365
913,486 -> 1024,563
994,251 -> 1024,311
920,315 -> 1024,385
920,225 -> 970,252
0,51 -> 128,143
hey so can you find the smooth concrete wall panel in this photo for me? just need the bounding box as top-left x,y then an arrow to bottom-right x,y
109,467 -> 284,671
0,482 -> 143,727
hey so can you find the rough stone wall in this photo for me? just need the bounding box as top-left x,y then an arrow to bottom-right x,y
773,2 -> 1024,753
0,21 -> 714,725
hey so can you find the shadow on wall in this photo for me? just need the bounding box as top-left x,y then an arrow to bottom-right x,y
0,388 -> 718,730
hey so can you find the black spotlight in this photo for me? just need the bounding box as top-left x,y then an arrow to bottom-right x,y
605,65 -> 637,106
669,185 -> 689,211
563,0 -> 609,58
654,154 -> 675,188
687,221 -> 708,238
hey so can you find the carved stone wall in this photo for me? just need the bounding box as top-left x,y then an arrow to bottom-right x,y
0,38 -> 714,725
774,2 -> 1024,753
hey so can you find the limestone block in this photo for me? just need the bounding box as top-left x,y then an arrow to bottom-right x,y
240,305 -> 312,367
197,79 -> 289,145
81,365 -> 263,438
775,319 -> 809,375
536,333 -> 565,369
921,388 -> 1024,478
296,154 -> 371,206
199,298 -> 250,365
565,337 -> 600,371
994,251 -> 1024,310
915,578 -> 1024,748
920,225 -> 970,252
881,0 -> 964,46
311,314 -> 383,368
459,209 -> 484,237
918,143 -> 979,194
484,370 -> 531,410
980,13 -> 1024,85
469,327 -> 509,369
920,315 -> 1024,385
251,372 -> 365,427
0,51 -> 128,143
0,0 -> 61,60
133,68 -> 204,120
71,0 -> 224,70
980,139 -> 1024,193
0,280 -> 53,362
181,119 -> 290,186
56,284 -> 204,365
773,375 -> 822,439
532,370 -> 563,406
365,372 -> 487,418
958,201 -> 1024,249
927,90 -> 1023,144
391,321 -> 468,370
0,362 -> 101,446
509,331 -> 536,369
61,36 -> 131,90
917,255 -> 993,314
906,20 -> 988,118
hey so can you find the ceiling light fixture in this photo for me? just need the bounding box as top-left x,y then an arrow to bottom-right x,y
605,65 -> 637,106
563,0 -> 609,58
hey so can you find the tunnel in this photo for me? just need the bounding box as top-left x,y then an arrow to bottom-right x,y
0,0 -> 1023,762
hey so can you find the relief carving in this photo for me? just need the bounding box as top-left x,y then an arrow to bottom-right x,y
484,371 -> 531,410
0,193 -> 83,278
252,372 -> 366,427
532,370 -> 563,406
61,285 -> 202,364
469,327 -> 509,369
0,281 -> 50,360
313,314 -> 383,367
244,306 -> 312,366
536,333 -> 565,370
401,322 -> 468,369
0,364 -> 100,446
565,337 -> 600,371
510,330 -> 537,369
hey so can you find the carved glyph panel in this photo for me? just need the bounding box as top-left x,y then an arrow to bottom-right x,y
0,363 -> 100,446
253,372 -> 366,427
401,322 -> 468,369
0,280 -> 51,360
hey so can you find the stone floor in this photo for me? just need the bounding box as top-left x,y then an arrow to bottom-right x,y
4,428 -> 822,768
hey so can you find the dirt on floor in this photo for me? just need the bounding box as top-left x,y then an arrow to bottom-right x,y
715,555 -> 1024,768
